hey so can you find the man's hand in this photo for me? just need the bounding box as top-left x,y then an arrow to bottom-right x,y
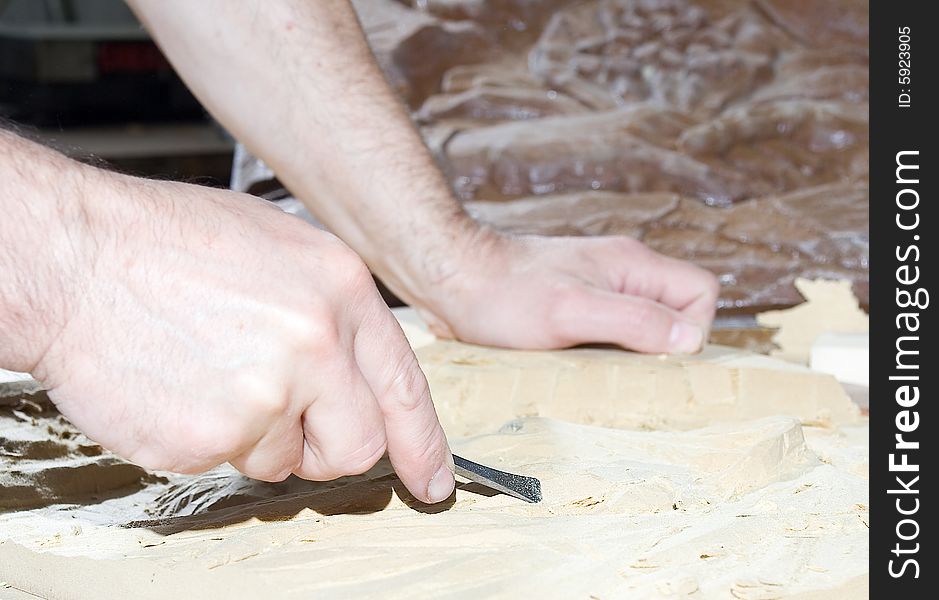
416,232 -> 719,353
126,0 -> 718,354
0,132 -> 455,504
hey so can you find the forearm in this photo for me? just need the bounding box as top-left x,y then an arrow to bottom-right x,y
127,0 -> 483,308
0,131 -> 97,373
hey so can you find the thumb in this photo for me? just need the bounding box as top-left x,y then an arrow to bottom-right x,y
553,286 -> 704,353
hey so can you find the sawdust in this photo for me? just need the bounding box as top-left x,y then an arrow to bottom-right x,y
0,310 -> 867,598
0,418 -> 867,599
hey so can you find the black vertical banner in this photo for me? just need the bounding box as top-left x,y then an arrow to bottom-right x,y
871,1 -> 936,596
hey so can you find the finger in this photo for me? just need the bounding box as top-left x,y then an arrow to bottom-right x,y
648,255 -> 719,329
553,285 -> 704,354
352,303 -> 454,504
292,360 -> 388,481
229,417 -> 304,482
613,242 -> 719,330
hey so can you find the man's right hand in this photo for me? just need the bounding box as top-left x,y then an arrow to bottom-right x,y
1,135 -> 454,504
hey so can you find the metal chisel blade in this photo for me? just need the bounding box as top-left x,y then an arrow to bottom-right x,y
452,454 -> 542,503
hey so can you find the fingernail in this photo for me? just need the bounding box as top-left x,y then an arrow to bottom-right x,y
426,465 -> 455,503
669,321 -> 703,353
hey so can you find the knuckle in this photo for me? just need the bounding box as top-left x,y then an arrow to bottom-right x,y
129,441 -> 218,475
267,467 -> 296,483
382,357 -> 431,413
247,458 -> 300,483
598,234 -> 647,260
299,428 -> 388,480
287,302 -> 342,355
611,235 -> 644,254
121,447 -> 167,472
279,448 -> 305,480
248,392 -> 291,421
701,270 -> 721,299
234,371 -> 291,419
176,414 -> 246,466
295,442 -> 335,481
331,249 -> 373,293
336,431 -> 388,477
547,281 -> 582,314
180,423 -> 238,463
172,459 -> 219,476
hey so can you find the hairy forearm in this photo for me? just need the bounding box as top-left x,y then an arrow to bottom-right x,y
0,131 -> 96,373
127,0 -> 483,308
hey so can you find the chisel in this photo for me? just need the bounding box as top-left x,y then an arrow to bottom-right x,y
452,454 -> 542,503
